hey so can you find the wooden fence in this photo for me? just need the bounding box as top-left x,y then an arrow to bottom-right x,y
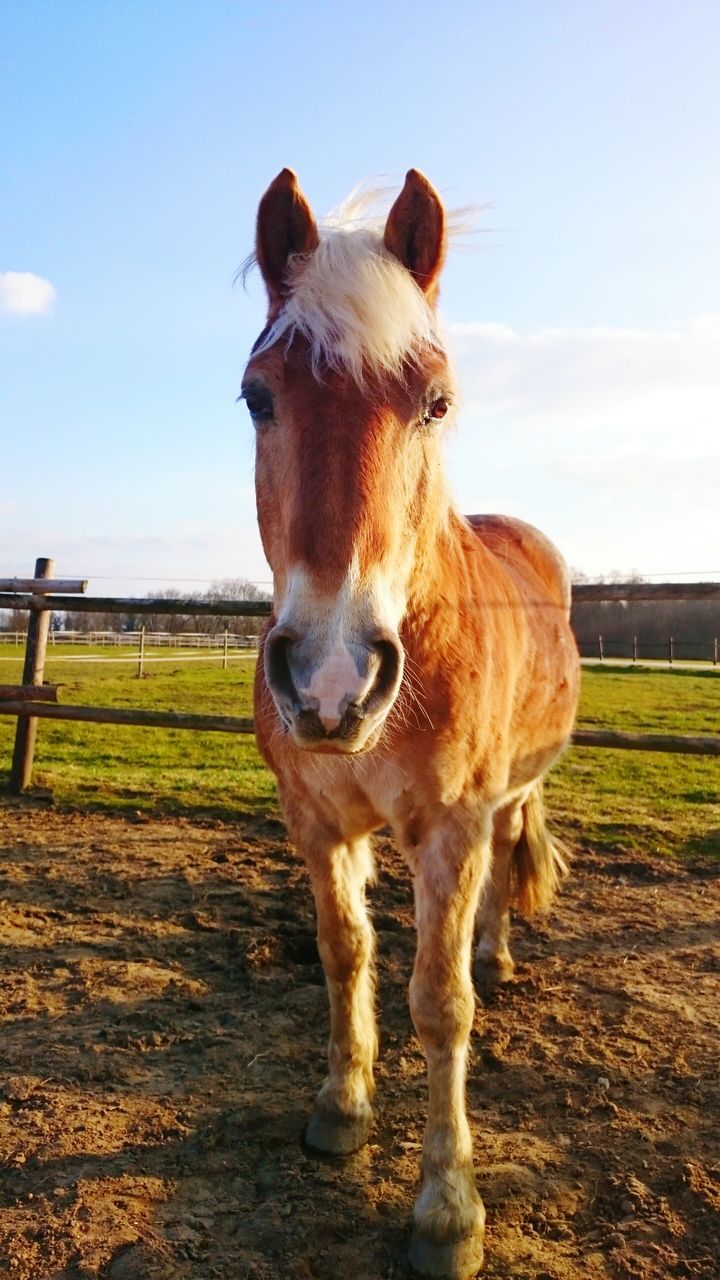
1,559 -> 719,795
587,634 -> 719,665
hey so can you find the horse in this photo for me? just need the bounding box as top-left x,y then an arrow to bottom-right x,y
241,168 -> 580,1278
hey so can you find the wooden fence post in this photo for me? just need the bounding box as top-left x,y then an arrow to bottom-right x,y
9,557 -> 54,794
598,634 -> 604,662
223,629 -> 229,670
668,635 -> 674,666
137,626 -> 146,678
714,637 -> 718,667
632,635 -> 638,663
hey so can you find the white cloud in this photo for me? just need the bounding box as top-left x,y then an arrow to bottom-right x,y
449,315 -> 720,450
0,271 -> 56,315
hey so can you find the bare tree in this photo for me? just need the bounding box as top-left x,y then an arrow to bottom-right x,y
190,578 -> 270,637
63,608 -> 125,634
58,579 -> 270,641
140,588 -> 189,635
0,609 -> 25,634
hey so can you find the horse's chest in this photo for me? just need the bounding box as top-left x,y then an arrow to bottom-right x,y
295,755 -> 406,837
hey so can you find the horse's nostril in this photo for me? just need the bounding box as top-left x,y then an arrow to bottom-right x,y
366,635 -> 403,709
265,628 -> 299,707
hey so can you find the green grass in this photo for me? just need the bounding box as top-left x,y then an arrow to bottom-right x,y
0,647 -> 717,859
0,645 -> 274,816
548,666 -> 719,862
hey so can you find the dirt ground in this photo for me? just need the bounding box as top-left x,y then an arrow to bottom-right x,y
0,802 -> 717,1280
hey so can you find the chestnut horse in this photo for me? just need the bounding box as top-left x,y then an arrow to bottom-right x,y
242,168 -> 580,1278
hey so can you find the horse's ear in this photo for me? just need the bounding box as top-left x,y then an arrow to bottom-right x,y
256,169 -> 319,302
383,169 -> 446,297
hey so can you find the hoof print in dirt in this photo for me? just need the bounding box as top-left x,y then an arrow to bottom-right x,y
108,1242 -> 158,1280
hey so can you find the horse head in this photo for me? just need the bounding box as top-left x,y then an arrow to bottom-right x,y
242,168 -> 455,753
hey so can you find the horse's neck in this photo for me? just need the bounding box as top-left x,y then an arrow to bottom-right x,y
406,505 -> 491,634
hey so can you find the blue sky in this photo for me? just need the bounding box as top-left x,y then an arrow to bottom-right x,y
2,0 -> 719,592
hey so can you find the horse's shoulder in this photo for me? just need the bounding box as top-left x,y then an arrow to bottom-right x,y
463,513 -> 572,612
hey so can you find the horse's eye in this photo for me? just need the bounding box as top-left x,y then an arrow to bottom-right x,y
241,386 -> 274,424
426,397 -> 450,423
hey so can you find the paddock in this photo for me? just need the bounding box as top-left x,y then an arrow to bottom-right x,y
0,803 -> 717,1280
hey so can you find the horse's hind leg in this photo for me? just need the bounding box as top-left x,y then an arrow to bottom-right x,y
300,831 -> 377,1155
473,792 -> 528,991
474,783 -> 568,992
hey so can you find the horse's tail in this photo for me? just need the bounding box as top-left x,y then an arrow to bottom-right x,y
509,782 -> 569,917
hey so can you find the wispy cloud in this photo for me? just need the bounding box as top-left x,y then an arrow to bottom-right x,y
0,270 -> 56,315
449,315 -> 720,453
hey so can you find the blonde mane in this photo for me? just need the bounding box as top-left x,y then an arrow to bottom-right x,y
249,188 -> 447,383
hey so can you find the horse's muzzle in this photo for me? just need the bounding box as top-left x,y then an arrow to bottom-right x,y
264,626 -> 404,751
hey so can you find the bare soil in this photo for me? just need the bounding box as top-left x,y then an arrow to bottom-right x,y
0,803 -> 717,1280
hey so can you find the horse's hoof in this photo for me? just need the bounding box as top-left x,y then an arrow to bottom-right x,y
473,955 -> 514,995
408,1228 -> 485,1278
304,1105 -> 373,1155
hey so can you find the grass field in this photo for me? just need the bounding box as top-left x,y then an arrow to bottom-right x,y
0,646 -> 717,860
0,646 -> 270,813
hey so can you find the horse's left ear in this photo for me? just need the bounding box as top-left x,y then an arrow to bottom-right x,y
383,169 -> 446,297
256,168 -> 320,303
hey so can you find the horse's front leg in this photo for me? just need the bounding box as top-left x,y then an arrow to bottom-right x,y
300,831 -> 377,1155
408,814 -> 490,1279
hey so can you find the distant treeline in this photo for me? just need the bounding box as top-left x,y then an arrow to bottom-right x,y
0,580 -> 271,638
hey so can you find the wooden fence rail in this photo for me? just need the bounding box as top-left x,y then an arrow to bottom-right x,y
571,582 -> 720,602
3,584 -> 720,614
572,729 -> 720,756
0,594 -> 272,617
0,578 -> 88,595
0,702 -> 255,734
1,558 -> 719,794
0,686 -> 58,704
1,702 -> 718,756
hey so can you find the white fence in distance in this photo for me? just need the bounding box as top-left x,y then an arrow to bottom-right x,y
0,630 -> 260,650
